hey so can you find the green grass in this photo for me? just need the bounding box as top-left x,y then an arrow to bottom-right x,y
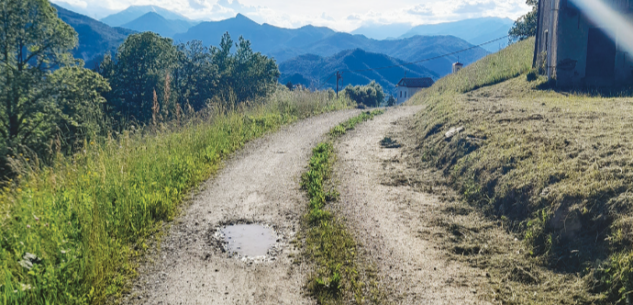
0,89 -> 354,305
301,110 -> 383,305
407,37 -> 633,303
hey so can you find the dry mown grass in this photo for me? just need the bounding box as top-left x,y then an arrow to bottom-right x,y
406,38 -> 633,303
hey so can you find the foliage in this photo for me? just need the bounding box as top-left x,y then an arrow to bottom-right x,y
386,95 -> 396,107
0,0 -> 109,173
0,90 -> 354,305
343,81 -> 385,108
100,32 -> 280,125
301,110 -> 383,304
509,0 -> 538,41
98,32 -> 178,123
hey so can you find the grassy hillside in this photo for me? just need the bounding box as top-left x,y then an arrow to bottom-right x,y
0,90 -> 353,304
408,37 -> 633,303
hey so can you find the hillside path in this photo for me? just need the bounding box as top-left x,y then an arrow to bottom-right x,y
126,109 -> 361,305
333,106 -> 491,304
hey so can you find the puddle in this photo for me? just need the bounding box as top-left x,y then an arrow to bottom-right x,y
221,224 -> 277,257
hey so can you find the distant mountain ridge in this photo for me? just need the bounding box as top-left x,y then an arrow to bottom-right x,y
121,12 -> 192,38
175,14 -> 488,78
279,49 -> 438,95
101,5 -> 193,27
52,4 -> 134,69
400,17 -> 514,52
174,14 -> 337,55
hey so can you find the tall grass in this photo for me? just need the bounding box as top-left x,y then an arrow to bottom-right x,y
0,89 -> 353,304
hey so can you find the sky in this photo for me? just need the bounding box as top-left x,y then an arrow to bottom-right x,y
52,0 -> 532,32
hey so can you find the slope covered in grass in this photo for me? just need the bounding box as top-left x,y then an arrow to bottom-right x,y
0,90 -> 353,304
407,38 -> 633,303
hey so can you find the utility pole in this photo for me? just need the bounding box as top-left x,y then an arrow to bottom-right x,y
336,71 -> 342,98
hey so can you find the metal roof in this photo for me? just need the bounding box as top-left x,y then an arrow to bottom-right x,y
396,77 -> 434,88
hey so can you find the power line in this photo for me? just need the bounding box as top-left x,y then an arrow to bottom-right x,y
316,35 -> 509,89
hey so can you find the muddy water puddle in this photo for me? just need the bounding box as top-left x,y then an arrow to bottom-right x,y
221,224 -> 277,257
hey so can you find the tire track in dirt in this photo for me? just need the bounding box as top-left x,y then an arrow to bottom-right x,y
333,106 -> 491,304
125,109 -> 360,305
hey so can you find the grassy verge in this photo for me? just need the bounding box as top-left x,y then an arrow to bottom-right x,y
300,110 -> 383,304
0,89 -> 354,305
407,37 -> 633,303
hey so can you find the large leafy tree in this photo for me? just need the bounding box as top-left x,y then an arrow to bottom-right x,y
0,0 -> 109,162
509,0 -> 539,41
101,32 -> 178,123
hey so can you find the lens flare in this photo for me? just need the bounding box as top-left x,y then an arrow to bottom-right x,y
570,0 -> 633,55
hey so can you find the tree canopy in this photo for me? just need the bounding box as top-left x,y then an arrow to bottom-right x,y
0,0 -> 109,169
509,0 -> 538,41
343,81 -> 385,108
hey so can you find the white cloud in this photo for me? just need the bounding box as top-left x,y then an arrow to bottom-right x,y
52,0 -> 532,31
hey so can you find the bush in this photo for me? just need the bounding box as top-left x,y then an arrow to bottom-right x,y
343,81 -> 385,108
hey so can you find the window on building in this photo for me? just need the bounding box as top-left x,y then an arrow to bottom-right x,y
404,92 -> 407,98
400,91 -> 402,98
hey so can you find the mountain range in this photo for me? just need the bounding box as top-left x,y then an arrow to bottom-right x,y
52,4 -> 134,69
279,49 -> 438,95
173,14 -> 488,77
100,5 -> 194,27
53,5 -> 500,93
400,17 -> 514,52
121,12 -> 193,38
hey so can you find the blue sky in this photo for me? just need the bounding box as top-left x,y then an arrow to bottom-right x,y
52,0 -> 531,32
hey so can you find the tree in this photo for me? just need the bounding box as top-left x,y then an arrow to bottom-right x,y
509,0 -> 538,41
387,95 -> 397,107
343,81 -> 386,108
0,0 -> 109,161
174,40 -> 219,111
103,32 -> 178,123
286,81 -> 294,91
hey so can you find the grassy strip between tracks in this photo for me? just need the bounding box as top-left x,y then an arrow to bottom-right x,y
300,110 -> 383,305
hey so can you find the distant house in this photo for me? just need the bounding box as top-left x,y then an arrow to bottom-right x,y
396,77 -> 434,103
452,62 -> 464,74
534,0 -> 633,86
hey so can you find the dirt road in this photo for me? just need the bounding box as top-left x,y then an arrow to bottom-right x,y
333,106 -> 490,304
126,109 -> 360,305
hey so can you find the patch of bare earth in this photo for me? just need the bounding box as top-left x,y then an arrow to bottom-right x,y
124,109 -> 360,305
333,106 -> 492,304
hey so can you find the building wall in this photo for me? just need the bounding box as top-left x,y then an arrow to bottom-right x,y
396,87 -> 422,104
537,0 -> 633,86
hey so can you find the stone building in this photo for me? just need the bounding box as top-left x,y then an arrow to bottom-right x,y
452,62 -> 464,74
534,0 -> 633,86
396,77 -> 434,104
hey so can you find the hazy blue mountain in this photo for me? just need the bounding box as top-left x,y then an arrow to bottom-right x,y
274,34 -> 488,77
279,49 -> 438,95
174,14 -> 336,55
52,1 -> 118,19
101,5 -> 192,27
53,4 -> 134,69
121,12 -> 191,38
175,14 -> 487,78
400,17 -> 514,52
351,23 -> 413,40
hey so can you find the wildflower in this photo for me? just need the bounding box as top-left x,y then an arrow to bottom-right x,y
25,158 -> 29,161
26,225 -> 30,229
90,141 -> 95,145
33,215 -> 39,222
17,188 -> 22,193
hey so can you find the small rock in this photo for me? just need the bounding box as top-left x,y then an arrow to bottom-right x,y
445,127 -> 465,139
